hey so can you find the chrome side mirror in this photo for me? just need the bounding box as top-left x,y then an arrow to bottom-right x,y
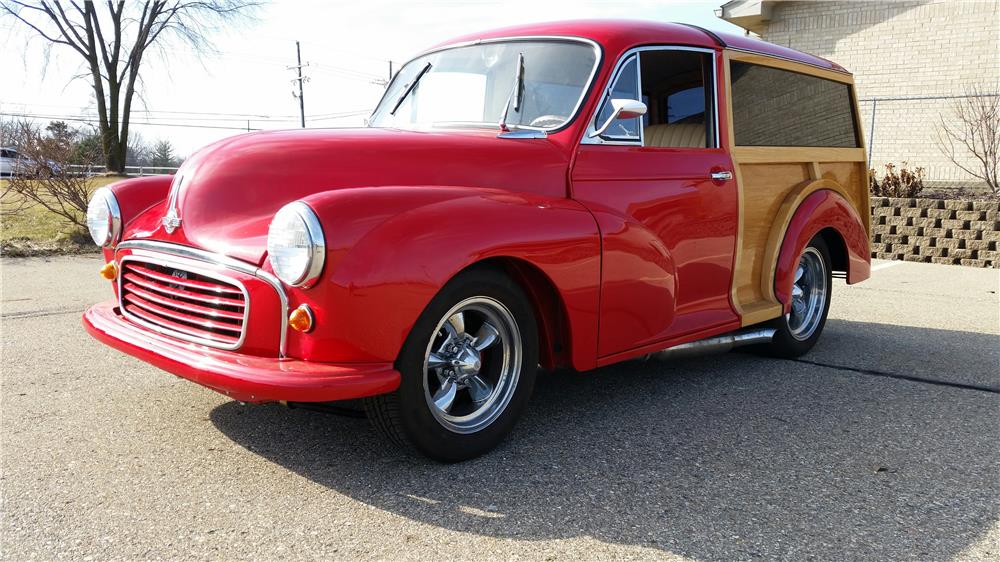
590,98 -> 647,138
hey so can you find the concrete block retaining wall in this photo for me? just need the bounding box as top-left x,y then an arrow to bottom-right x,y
870,198 -> 999,268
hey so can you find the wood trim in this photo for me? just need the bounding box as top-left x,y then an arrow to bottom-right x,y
734,146 -> 867,164
850,82 -> 868,155
726,51 -> 856,84
807,161 -> 822,181
759,179 -> 853,303
849,82 -> 873,236
740,301 -> 783,327
722,50 -> 745,319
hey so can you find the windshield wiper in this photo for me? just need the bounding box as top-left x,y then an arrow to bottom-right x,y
390,61 -> 432,116
498,53 -> 525,132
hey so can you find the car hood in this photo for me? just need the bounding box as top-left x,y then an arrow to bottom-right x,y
126,127 -> 571,264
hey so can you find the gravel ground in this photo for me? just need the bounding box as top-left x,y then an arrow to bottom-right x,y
2,256 -> 998,561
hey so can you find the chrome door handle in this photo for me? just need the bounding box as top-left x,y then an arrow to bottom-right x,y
711,171 -> 733,181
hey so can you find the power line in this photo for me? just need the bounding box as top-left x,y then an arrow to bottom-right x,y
0,112 -> 263,131
307,112 -> 371,122
2,102 -> 370,122
1,101 -> 329,121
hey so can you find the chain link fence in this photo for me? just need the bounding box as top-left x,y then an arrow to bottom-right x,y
859,93 -> 999,187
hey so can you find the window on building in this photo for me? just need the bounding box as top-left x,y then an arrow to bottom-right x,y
729,61 -> 860,147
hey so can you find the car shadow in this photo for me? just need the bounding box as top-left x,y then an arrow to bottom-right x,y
210,320 -> 999,560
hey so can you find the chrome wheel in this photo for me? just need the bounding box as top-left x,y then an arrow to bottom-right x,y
788,247 -> 828,341
422,297 -> 522,434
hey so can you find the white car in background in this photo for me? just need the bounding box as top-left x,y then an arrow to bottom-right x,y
0,146 -> 61,177
0,146 -> 19,177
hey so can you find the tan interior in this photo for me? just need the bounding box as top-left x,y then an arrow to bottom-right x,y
643,123 -> 706,148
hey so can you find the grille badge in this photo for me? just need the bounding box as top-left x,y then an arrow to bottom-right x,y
168,269 -> 188,290
162,173 -> 185,233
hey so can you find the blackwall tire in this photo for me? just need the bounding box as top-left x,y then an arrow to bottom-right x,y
364,266 -> 538,462
762,235 -> 833,358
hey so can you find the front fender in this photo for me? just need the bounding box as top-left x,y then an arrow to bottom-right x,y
104,175 -> 173,261
107,175 -> 173,226
282,187 -> 601,370
774,189 -> 871,312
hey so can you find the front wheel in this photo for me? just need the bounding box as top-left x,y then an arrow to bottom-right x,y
364,267 -> 538,462
762,236 -> 833,358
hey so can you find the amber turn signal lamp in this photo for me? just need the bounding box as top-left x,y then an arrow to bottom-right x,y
99,262 -> 118,280
288,305 -> 314,333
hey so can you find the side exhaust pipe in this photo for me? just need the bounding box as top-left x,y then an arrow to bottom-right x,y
650,327 -> 776,360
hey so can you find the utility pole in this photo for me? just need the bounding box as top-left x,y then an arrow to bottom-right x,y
289,41 -> 308,128
372,60 -> 393,88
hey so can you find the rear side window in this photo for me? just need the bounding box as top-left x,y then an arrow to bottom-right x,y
729,61 -> 859,147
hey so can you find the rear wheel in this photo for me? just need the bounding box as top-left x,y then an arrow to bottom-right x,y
364,268 -> 537,462
763,236 -> 832,358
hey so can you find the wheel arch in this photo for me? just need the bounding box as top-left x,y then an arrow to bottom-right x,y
817,226 -> 849,273
772,188 -> 871,313
461,256 -> 573,371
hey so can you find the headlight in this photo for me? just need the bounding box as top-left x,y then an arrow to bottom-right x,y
267,201 -> 326,288
86,187 -> 122,247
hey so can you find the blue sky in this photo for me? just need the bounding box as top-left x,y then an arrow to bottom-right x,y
0,0 -> 744,154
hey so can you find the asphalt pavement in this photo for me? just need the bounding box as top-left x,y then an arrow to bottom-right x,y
2,255 -> 998,561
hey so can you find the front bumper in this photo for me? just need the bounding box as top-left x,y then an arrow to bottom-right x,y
83,300 -> 400,403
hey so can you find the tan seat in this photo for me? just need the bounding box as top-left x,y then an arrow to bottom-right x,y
643,123 -> 706,148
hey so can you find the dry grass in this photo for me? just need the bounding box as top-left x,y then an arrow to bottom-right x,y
1,176 -> 118,257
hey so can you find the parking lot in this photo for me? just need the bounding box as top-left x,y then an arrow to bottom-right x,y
2,255 -> 997,561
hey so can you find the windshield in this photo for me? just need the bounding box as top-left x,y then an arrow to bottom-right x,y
369,39 -> 598,131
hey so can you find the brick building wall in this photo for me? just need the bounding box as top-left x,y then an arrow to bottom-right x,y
739,0 -> 1000,185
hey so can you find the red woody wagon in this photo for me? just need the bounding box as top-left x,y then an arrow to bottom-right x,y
84,20 -> 871,461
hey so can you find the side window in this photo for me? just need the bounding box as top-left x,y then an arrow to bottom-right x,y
640,49 -> 715,148
665,86 -> 704,123
593,55 -> 640,140
730,61 -> 859,147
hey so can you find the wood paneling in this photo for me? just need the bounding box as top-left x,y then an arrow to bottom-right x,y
733,163 -> 810,306
724,53 -> 869,327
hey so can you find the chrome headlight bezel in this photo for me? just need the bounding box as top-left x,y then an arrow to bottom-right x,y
266,201 -> 326,288
86,187 -> 122,248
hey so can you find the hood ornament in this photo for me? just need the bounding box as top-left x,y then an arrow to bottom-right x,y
162,173 -> 185,233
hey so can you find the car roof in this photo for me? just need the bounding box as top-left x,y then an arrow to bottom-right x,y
431,19 -> 847,74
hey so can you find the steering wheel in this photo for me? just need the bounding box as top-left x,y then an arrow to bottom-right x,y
528,115 -> 567,128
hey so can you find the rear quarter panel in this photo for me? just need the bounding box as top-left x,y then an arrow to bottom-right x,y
722,49 -> 871,326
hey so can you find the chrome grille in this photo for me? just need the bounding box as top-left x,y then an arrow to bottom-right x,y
118,258 -> 249,349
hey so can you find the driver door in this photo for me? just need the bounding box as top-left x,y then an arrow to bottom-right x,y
570,46 -> 739,359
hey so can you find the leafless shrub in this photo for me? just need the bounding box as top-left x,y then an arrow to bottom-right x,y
870,162 -> 925,198
936,87 -> 1000,195
3,119 -> 102,229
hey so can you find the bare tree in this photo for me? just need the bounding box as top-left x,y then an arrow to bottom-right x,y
936,87 -> 1000,195
4,119 -> 103,229
1,1 -> 257,174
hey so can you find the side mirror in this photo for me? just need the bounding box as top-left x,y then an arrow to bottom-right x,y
590,98 -> 647,138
